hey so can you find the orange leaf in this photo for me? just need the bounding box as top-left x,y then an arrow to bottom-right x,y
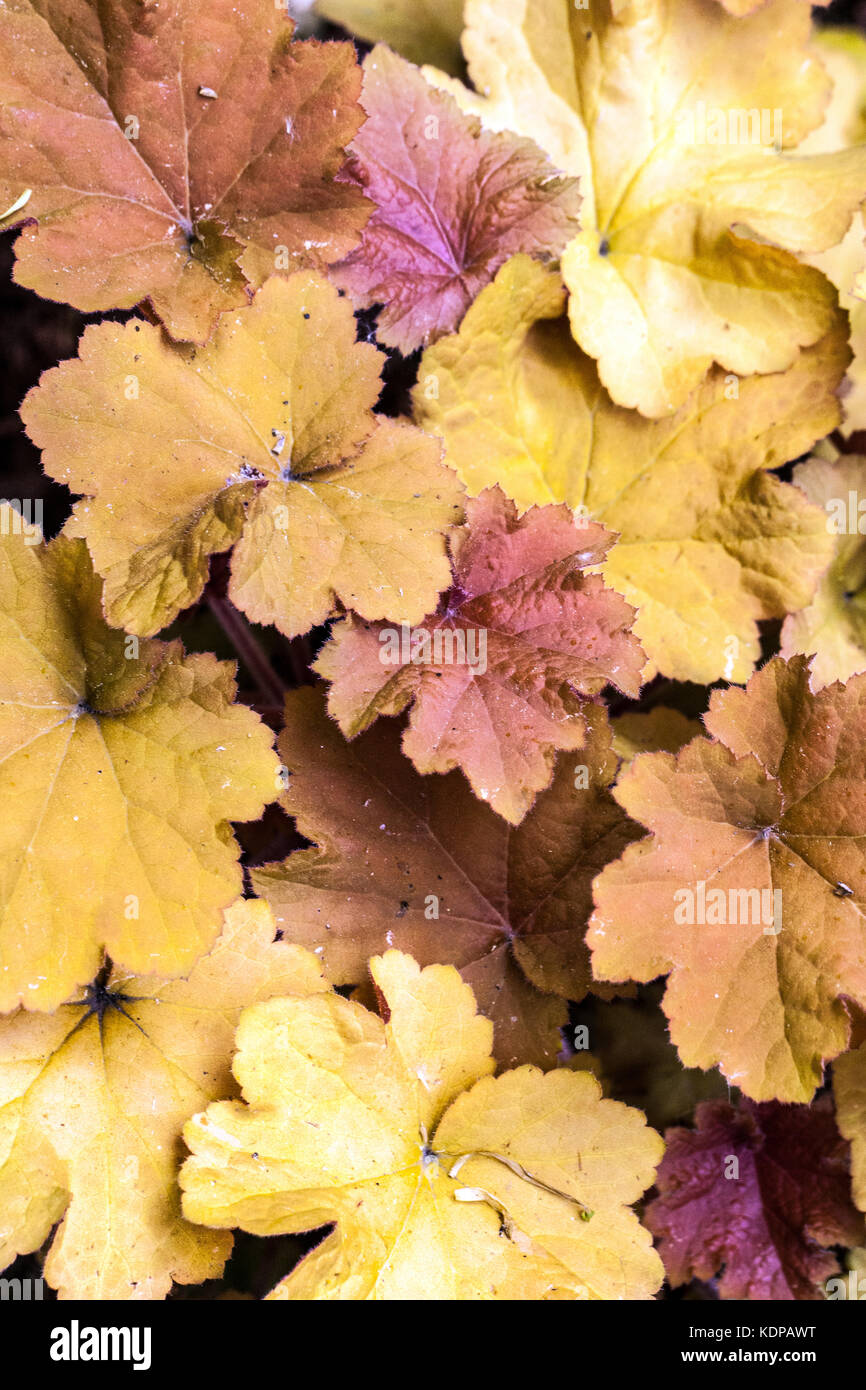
0,2 -> 369,340
590,655 -> 866,1102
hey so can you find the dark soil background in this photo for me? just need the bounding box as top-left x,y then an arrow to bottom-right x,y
2,1 -> 863,1301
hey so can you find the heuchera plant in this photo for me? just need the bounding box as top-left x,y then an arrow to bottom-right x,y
2,0 -> 866,1306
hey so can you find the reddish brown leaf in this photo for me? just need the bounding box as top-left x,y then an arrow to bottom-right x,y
252,686 -> 644,1068
0,1 -> 369,340
329,46 -> 582,352
316,487 -> 644,824
646,1098 -> 864,1300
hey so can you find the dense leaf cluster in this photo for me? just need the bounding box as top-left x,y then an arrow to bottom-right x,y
1,0 -> 866,1301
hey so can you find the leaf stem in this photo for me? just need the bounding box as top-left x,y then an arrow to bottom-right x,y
205,592 -> 287,711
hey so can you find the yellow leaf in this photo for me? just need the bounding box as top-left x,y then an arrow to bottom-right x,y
22,274 -> 462,638
781,454 -> 866,689
229,419 -> 458,637
415,255 -> 843,683
712,0 -> 830,13
835,1042 -> 866,1213
316,0 -> 465,72
427,0 -> 866,416
0,519 -> 280,1011
181,951 -> 664,1299
0,899 -> 328,1298
799,29 -> 866,436
611,708 -> 703,763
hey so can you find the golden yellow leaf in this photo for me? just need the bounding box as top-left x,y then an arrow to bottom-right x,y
712,0 -> 829,13
317,0 -> 465,73
180,951 -> 664,1299
611,708 -> 703,763
21,274 -> 462,638
799,29 -> 866,436
414,255 -> 843,683
781,453 -> 866,689
0,899 -> 328,1298
426,0 -> 865,416
835,1042 -> 866,1213
0,519 -> 279,1011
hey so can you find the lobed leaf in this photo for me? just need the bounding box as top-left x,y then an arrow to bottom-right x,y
426,0 -> 866,416
330,46 -> 581,352
0,900 -> 328,1298
0,0 -> 370,340
253,686 -> 645,1068
315,486 -> 644,824
590,655 -> 866,1102
180,950 -> 665,1299
0,519 -> 279,1011
781,454 -> 866,690
646,1097 -> 864,1299
415,255 -> 845,683
22,273 -> 463,639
